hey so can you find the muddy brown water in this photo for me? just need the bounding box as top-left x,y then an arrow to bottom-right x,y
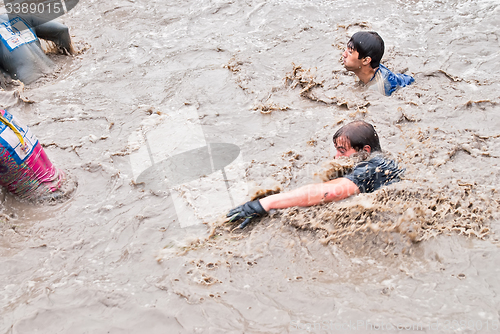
1,0 -> 500,333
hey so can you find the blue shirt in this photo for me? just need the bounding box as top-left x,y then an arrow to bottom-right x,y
344,154 -> 405,193
368,64 -> 414,96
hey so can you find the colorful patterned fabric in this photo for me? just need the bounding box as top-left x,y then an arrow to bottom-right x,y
0,109 -> 64,200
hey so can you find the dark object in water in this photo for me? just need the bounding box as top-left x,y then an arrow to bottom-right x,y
136,143 -> 240,190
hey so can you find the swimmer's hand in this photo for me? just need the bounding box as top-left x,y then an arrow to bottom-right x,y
227,200 -> 267,229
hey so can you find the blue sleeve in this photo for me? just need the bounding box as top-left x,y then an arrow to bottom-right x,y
386,72 -> 414,96
344,157 -> 405,193
390,71 -> 414,87
379,64 -> 415,96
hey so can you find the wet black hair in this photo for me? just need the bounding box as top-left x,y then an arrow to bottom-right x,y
332,120 -> 382,152
347,31 -> 384,69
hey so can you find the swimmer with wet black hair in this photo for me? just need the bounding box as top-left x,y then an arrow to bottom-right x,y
0,14 -> 75,84
342,31 -> 414,96
227,120 -> 405,228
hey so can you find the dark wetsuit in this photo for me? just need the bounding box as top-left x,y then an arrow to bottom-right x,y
345,153 -> 405,193
0,14 -> 72,83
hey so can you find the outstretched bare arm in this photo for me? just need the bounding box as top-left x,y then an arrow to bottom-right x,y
259,177 -> 360,211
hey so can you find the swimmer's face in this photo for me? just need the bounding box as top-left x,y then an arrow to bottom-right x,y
342,42 -> 363,72
334,137 -> 358,159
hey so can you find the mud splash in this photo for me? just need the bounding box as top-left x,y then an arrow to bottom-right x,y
284,64 -> 372,109
281,182 -> 495,247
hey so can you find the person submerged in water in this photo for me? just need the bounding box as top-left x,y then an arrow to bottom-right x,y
0,109 -> 75,202
0,14 -> 75,84
342,31 -> 414,96
227,120 -> 405,228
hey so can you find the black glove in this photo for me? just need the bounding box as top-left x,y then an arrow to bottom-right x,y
227,200 -> 267,229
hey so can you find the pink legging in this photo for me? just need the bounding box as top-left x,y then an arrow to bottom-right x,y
0,109 -> 64,200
